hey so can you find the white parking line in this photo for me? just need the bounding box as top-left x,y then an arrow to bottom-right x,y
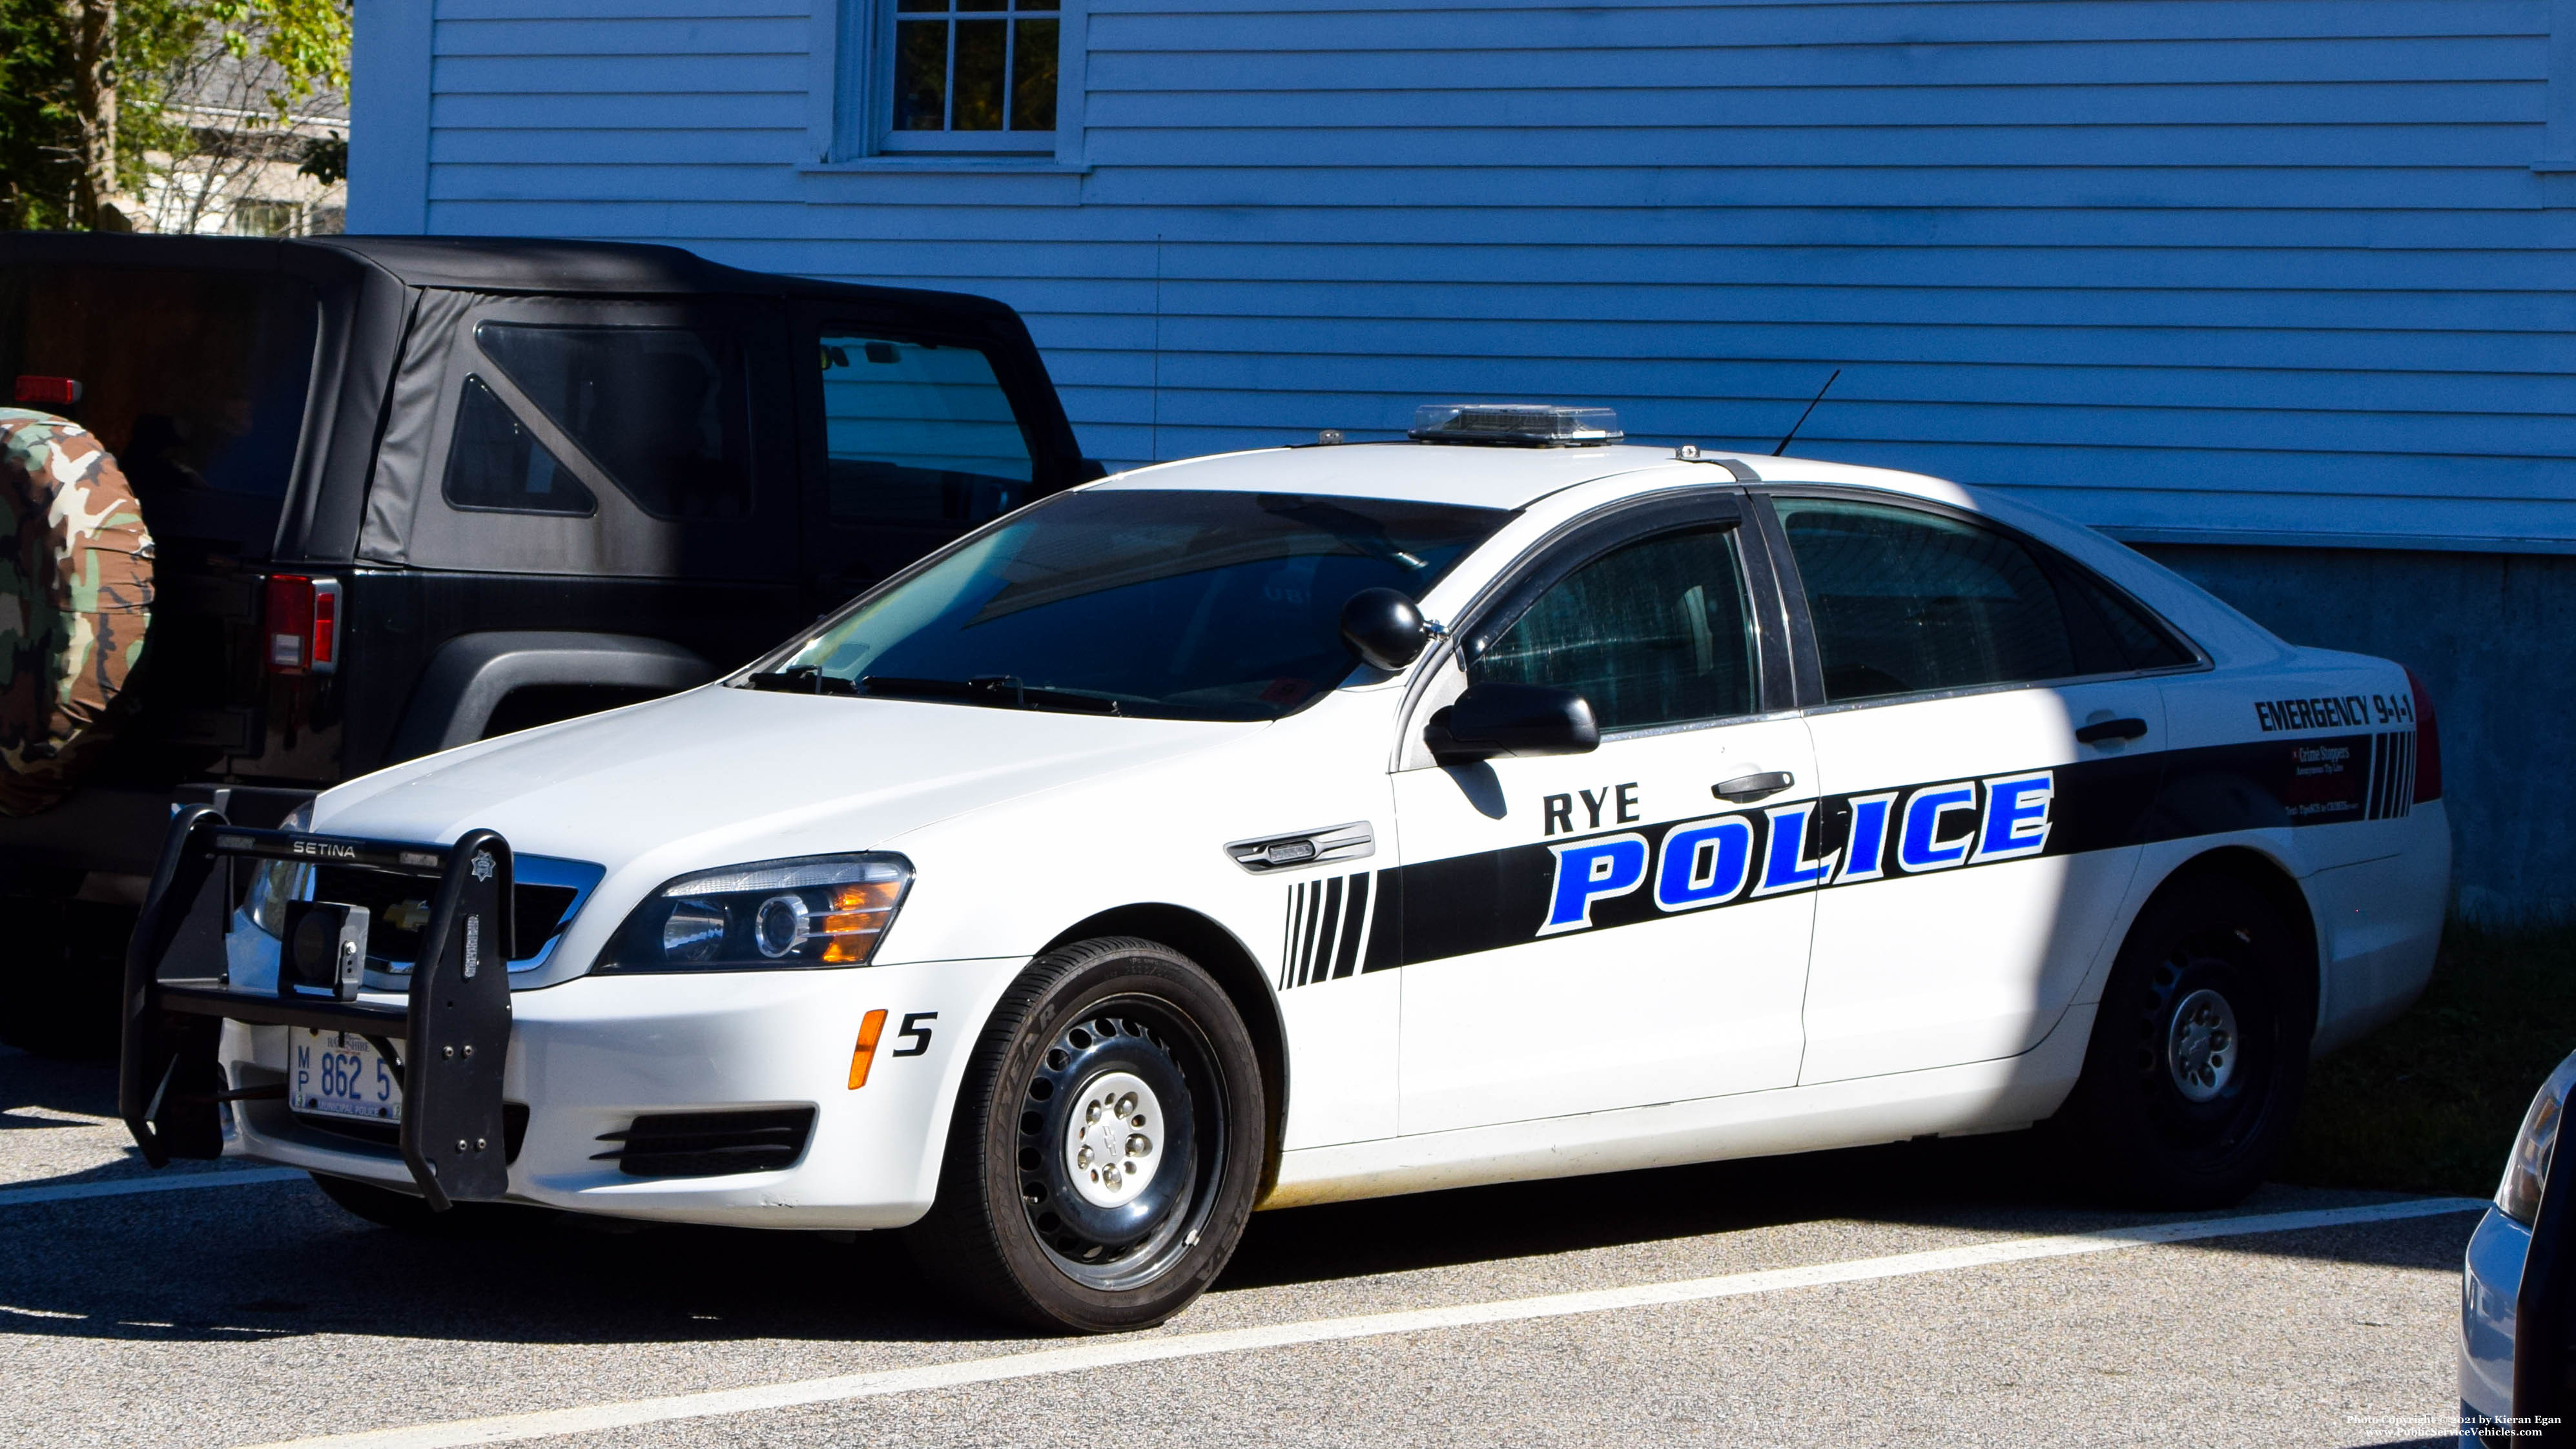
0,1167 -> 309,1208
237,1195 -> 2488,1449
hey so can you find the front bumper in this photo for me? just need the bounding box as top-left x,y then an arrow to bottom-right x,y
2462,1204 -> 2527,1443
221,955 -> 1024,1229
120,806 -> 1028,1229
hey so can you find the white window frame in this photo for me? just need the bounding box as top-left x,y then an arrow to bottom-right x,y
809,0 -> 1087,169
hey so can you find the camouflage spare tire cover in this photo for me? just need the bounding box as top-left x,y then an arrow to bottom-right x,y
0,409 -> 154,816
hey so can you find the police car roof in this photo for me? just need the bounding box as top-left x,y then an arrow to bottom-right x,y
1091,442 -> 1980,514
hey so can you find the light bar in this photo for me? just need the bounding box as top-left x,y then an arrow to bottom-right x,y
1408,404 -> 1623,449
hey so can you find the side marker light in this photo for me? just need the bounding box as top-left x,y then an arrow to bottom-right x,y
848,1008 -> 889,1089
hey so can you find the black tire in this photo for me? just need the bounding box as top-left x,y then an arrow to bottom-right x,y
2056,874 -> 2312,1209
905,936 -> 1266,1334
309,1172 -> 546,1236
0,883 -> 121,1060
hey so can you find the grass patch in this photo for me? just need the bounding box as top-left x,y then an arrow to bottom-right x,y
2282,918 -> 2576,1198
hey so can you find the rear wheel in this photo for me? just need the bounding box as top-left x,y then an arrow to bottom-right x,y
905,937 -> 1265,1333
2057,875 -> 2311,1208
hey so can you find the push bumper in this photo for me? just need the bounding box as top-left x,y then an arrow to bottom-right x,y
119,806 -> 519,1209
126,805 -> 1026,1229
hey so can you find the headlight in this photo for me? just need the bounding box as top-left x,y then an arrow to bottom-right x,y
596,854 -> 912,972
243,802 -> 316,938
2500,1051 -> 2576,1224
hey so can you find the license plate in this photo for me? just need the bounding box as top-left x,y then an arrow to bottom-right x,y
291,1029 -> 404,1123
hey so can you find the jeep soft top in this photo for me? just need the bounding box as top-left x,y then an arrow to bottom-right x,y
0,232 -> 1097,1051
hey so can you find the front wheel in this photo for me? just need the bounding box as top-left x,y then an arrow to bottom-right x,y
906,937 -> 1266,1333
2055,875 -> 2312,1209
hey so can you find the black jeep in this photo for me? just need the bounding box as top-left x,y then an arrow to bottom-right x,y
0,232 -> 1095,1053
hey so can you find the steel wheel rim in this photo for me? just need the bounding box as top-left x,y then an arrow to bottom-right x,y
2165,986 -> 2240,1104
1015,994 -> 1226,1293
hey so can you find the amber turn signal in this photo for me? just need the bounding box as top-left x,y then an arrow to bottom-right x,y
817,880 -> 903,964
848,1007 -> 889,1089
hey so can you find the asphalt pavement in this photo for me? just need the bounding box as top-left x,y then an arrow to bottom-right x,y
0,1043 -> 2478,1448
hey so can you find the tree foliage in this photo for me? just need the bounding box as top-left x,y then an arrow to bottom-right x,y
0,0 -> 349,231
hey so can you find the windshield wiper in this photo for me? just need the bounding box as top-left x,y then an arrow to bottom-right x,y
860,675 -> 1121,715
744,667 -> 859,695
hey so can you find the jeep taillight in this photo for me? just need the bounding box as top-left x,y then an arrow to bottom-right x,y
264,575 -> 342,676
13,375 -> 81,407
2406,665 -> 2440,803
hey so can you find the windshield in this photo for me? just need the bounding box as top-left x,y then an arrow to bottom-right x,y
759,488 -> 1511,721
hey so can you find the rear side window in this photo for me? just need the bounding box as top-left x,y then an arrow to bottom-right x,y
1777,499 -> 2076,703
2065,570 -> 2194,670
0,263 -> 316,551
475,321 -> 753,520
1472,526 -> 1757,731
818,334 -> 1033,527
442,376 -> 597,516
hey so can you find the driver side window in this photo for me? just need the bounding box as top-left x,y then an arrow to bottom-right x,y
1470,526 -> 1757,732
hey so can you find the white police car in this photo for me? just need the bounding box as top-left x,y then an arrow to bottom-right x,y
119,404 -> 2450,1333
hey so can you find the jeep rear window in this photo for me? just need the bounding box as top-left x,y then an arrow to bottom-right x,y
0,263 -> 317,552
766,489 -> 1510,722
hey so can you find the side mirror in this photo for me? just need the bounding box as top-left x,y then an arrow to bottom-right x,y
1341,588 -> 1429,672
1424,683 -> 1600,763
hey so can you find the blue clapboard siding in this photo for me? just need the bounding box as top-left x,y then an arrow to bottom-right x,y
386,0 -> 2576,548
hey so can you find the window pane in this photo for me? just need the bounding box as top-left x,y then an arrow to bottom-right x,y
894,19 -> 948,130
2069,570 -> 2192,670
442,375 -> 597,516
952,19 -> 1007,130
474,322 -> 753,520
1010,18 -> 1058,130
2,263 -> 316,512
1472,527 -> 1757,731
1778,500 -> 2076,703
821,335 -> 1033,526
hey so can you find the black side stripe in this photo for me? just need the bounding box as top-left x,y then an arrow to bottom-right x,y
2361,730 -> 2416,822
1277,879 -> 1306,992
1332,872 -> 1370,980
1277,870 -> 1388,991
1363,867 -> 1403,973
1297,877 -> 1331,988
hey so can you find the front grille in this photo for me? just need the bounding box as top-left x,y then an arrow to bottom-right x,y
293,1101 -> 531,1164
592,1107 -> 817,1179
311,867 -> 579,966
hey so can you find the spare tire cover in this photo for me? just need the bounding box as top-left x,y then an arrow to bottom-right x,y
0,409 -> 154,816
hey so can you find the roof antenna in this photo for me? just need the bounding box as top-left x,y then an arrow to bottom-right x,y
1772,368 -> 1841,457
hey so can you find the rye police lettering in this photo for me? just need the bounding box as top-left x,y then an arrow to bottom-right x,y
1537,769 -> 2057,936
1541,784 -> 1642,836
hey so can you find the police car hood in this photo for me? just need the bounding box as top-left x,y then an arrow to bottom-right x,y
311,683 -> 1247,876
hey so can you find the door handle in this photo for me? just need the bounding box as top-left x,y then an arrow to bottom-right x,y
2075,717 -> 2148,744
1713,770 -> 1795,803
